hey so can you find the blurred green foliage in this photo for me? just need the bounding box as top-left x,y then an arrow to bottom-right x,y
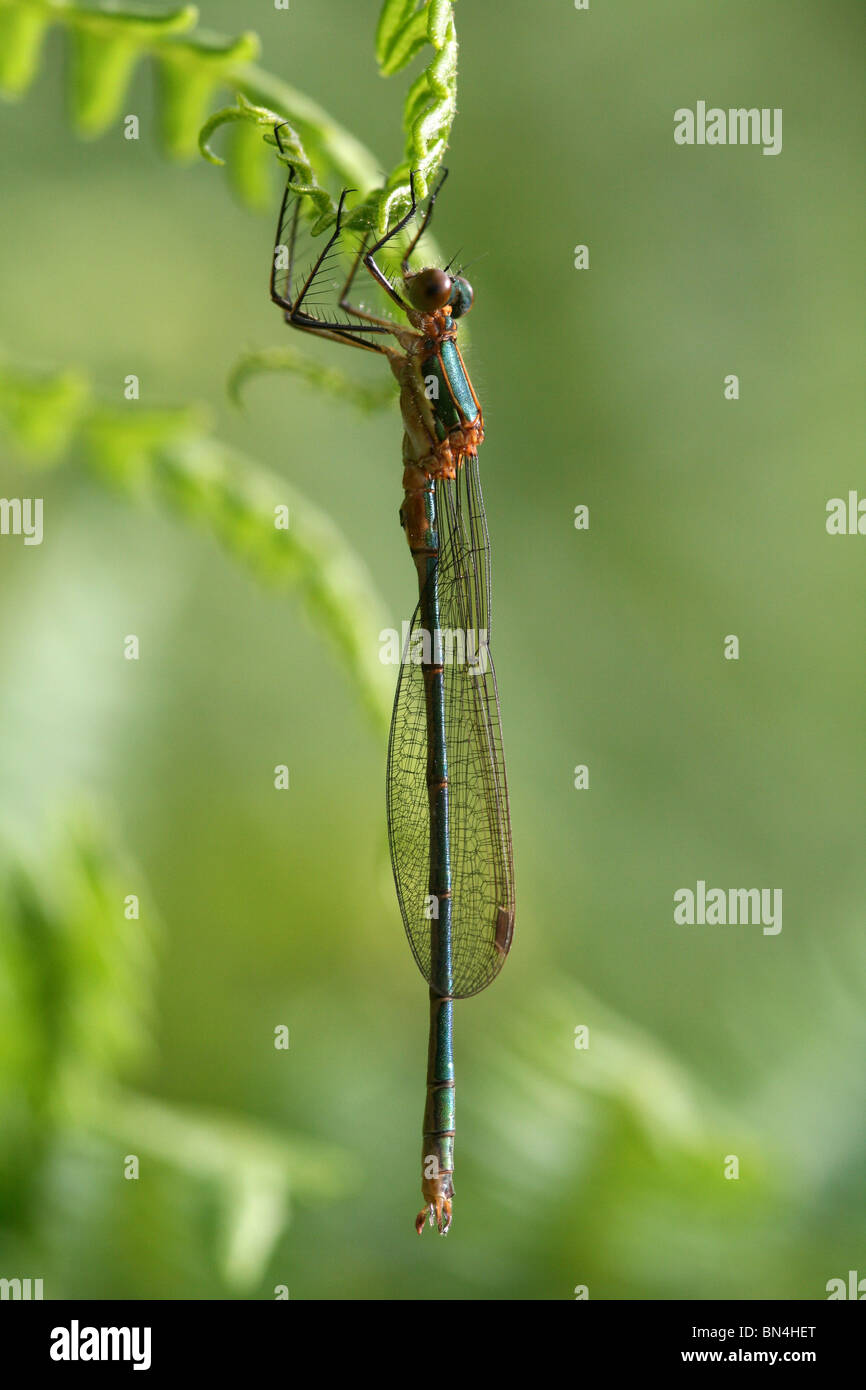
0,0 -> 863,1299
0,361 -> 393,726
0,813 -> 351,1296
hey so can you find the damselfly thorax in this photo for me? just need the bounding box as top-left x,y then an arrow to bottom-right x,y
396,303 -> 484,567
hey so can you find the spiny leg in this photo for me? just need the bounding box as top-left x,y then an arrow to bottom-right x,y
270,198 -> 382,351
401,168 -> 449,275
269,174 -> 295,308
339,233 -> 398,330
269,128 -> 393,352
271,123 -> 300,305
362,171 -> 421,311
291,184 -> 354,315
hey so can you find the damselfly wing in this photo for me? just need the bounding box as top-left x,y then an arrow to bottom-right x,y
387,455 -> 515,999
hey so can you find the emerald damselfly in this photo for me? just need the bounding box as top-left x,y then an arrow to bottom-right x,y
269,136 -> 515,1234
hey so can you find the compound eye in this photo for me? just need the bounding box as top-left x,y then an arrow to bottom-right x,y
407,268 -> 453,311
448,276 -> 474,319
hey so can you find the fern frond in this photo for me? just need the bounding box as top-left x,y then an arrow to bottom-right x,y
198,1 -> 459,236
0,362 -> 392,730
227,346 -> 397,414
0,811 -> 354,1289
0,0 -> 458,228
372,0 -> 459,223
0,0 -> 366,213
201,96 -> 337,232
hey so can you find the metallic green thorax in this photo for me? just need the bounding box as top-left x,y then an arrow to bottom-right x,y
422,337 -> 479,440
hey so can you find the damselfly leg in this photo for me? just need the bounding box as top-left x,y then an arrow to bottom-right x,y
401,168 -> 449,275
270,170 -> 389,352
338,234 -> 398,331
270,127 -> 435,348
361,170 -> 419,311
340,174 -> 445,328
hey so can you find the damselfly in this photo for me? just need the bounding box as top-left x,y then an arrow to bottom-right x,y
269,134 -> 515,1234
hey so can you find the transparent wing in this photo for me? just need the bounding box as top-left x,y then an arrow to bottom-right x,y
387,456 -> 515,999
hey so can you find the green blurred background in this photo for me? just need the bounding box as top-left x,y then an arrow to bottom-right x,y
1,0 -> 863,1299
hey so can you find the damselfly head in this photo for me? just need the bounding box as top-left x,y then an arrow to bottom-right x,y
405,268 -> 475,320
405,267 -> 454,312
